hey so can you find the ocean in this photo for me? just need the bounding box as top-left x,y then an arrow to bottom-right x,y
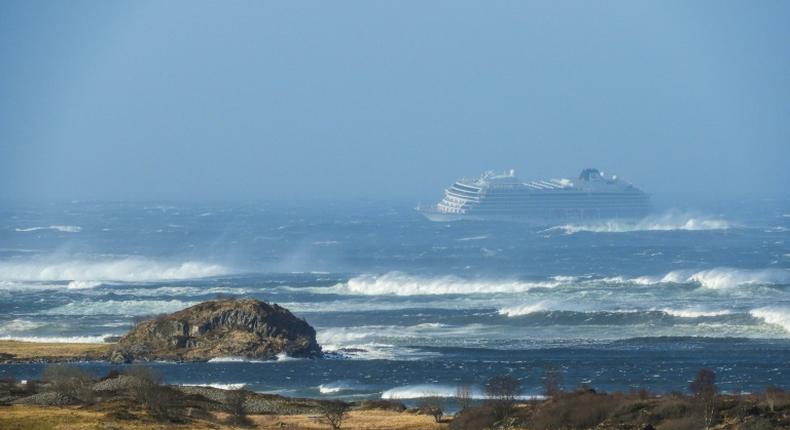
0,200 -> 788,400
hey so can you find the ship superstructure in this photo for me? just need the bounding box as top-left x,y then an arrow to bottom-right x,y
418,168 -> 651,223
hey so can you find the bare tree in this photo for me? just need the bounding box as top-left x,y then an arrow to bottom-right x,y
319,400 -> 350,430
689,368 -> 718,429
124,367 -> 182,421
455,385 -> 473,411
42,365 -> 94,403
417,396 -> 444,423
542,364 -> 563,398
484,375 -> 521,420
765,385 -> 783,412
225,389 -> 251,426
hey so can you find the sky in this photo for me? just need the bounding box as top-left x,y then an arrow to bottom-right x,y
1,1 -> 789,204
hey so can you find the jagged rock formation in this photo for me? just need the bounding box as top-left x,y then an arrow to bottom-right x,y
112,299 -> 320,362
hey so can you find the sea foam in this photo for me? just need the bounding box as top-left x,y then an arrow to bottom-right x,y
661,268 -> 790,289
15,225 -> 82,233
547,212 -> 732,234
331,272 -> 559,296
0,257 -> 229,284
750,307 -> 790,333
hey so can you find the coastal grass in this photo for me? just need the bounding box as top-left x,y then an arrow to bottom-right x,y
0,340 -> 112,362
246,410 -> 448,429
1,406 -> 447,430
0,405 -> 220,430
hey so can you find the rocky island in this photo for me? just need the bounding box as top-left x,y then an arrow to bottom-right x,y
112,298 -> 322,363
0,298 -> 322,364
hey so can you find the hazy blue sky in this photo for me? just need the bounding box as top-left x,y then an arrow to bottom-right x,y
2,1 -> 789,203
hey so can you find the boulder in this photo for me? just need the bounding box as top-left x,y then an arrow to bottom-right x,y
114,299 -> 320,362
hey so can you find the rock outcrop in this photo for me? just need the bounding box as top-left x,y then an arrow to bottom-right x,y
113,299 -> 320,362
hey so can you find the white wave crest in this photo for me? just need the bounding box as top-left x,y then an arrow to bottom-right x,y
381,384 -> 543,400
207,357 -> 266,363
548,212 -> 732,234
750,307 -> 790,333
181,383 -> 246,390
0,334 -> 114,343
498,301 -> 554,317
662,268 -> 790,289
15,225 -> 82,233
319,380 -> 363,394
0,257 -> 229,283
0,319 -> 47,333
44,299 -> 195,316
331,272 -> 558,296
659,308 -> 733,318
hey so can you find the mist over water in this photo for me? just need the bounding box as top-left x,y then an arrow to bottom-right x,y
0,201 -> 788,398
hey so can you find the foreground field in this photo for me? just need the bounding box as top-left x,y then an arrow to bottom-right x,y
0,405 -> 446,430
0,341 -> 112,362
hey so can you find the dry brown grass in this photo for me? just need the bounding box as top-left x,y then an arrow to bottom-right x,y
237,410 -> 447,429
0,340 -> 112,361
1,405 -> 447,430
0,405 -> 219,429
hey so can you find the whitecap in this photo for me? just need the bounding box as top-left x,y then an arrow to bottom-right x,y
662,268 -> 790,289
381,384 -> 544,400
0,319 -> 47,333
181,383 -> 246,390
546,211 -> 732,234
750,307 -> 790,333
15,225 -> 82,233
43,299 -> 195,316
0,334 -> 115,343
0,257 -> 229,283
659,308 -> 733,318
327,272 -> 559,296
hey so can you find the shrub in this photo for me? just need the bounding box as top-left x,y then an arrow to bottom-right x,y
225,389 -> 251,426
417,396 -> 444,423
41,365 -> 95,403
455,385 -> 473,411
542,364 -> 563,398
531,390 -> 622,429
355,399 -> 406,411
484,375 -> 521,420
449,405 -> 497,430
100,368 -> 121,381
123,367 -> 183,422
319,400 -> 351,430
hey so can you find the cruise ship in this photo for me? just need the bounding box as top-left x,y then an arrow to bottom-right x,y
418,168 -> 652,223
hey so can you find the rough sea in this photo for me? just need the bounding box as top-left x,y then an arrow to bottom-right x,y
1,200 -> 788,400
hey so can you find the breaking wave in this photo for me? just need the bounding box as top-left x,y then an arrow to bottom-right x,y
15,225 -> 82,233
0,334 -> 114,343
381,384 -> 543,400
660,268 -> 790,289
547,212 -> 732,234
181,383 -> 246,390
330,272 -> 558,296
498,301 -> 557,317
750,307 -> 790,333
43,299 -> 195,316
659,308 -> 733,318
318,380 -> 364,394
0,257 -> 229,283
325,267 -> 788,298
0,319 -> 47,333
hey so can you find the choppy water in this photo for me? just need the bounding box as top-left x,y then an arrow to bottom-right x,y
0,201 -> 788,399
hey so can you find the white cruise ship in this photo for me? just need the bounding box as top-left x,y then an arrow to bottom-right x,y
418,168 -> 651,223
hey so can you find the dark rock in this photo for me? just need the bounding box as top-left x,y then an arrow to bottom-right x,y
114,299 -> 320,362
